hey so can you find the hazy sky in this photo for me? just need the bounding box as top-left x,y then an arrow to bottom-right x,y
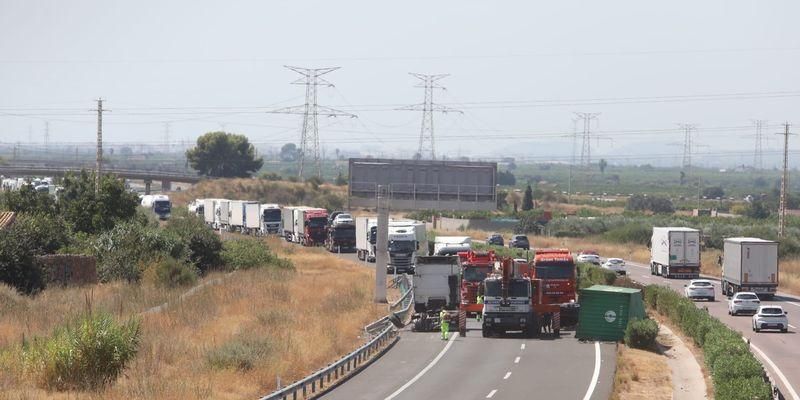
1,1 -> 799,167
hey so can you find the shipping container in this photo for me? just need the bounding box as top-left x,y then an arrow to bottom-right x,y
576,285 -> 645,341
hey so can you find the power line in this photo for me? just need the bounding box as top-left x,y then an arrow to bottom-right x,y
399,73 -> 461,160
269,66 -> 356,178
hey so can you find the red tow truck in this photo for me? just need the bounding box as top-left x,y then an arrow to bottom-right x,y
530,249 -> 579,330
456,250 -> 497,336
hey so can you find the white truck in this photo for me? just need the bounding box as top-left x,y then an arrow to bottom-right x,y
433,236 -> 472,256
217,199 -> 232,231
650,227 -> 701,279
721,237 -> 779,298
281,206 -> 310,243
188,199 -> 205,217
229,200 -> 258,233
202,198 -> 222,227
141,194 -> 172,220
243,202 -> 262,235
387,220 -> 427,274
411,255 -> 460,332
260,204 -> 282,235
355,216 -> 377,262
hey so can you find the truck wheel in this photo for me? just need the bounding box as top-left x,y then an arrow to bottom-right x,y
482,327 -> 489,338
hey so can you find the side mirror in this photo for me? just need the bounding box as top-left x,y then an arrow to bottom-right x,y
683,284 -> 687,287
785,311 -> 789,315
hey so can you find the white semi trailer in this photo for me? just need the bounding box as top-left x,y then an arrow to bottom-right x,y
355,216 -> 377,262
650,227 -> 701,279
721,237 -> 779,298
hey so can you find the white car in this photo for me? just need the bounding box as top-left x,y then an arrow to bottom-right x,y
752,305 -> 789,333
332,213 -> 354,226
728,292 -> 761,316
577,254 -> 601,265
602,258 -> 626,275
684,279 -> 715,301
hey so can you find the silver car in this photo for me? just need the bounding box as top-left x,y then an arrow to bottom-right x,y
684,279 -> 715,301
728,292 -> 761,316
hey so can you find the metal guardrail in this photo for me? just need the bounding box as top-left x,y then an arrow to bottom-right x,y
259,274 -> 413,400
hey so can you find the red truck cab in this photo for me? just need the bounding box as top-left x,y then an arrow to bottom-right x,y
458,250 -> 496,316
303,209 -> 329,246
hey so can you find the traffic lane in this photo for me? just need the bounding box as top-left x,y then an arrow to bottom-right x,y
498,335 -> 615,400
625,261 -> 800,399
387,321 -> 612,400
319,329 -> 448,400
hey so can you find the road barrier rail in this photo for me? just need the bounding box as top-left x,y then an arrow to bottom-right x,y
259,274 -> 413,400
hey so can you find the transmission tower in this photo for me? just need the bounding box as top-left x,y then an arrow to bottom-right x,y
90,98 -> 109,191
43,121 -> 49,153
164,122 -> 171,154
270,66 -> 355,178
777,122 -> 794,238
574,112 -> 600,167
752,119 -> 766,170
678,123 -> 697,171
399,73 -> 461,160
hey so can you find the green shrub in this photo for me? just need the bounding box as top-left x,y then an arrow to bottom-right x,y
23,313 -> 141,390
145,257 -> 198,288
624,318 -> 658,349
94,221 -> 187,282
712,353 -> 765,381
577,263 -> 617,289
713,376 -> 773,400
165,208 -> 222,273
221,238 -> 293,271
206,336 -> 275,371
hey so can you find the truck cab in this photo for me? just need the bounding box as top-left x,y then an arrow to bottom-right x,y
458,251 -> 496,318
532,249 -> 579,327
482,265 -> 533,337
260,204 -> 281,234
302,209 -> 329,246
388,226 -> 418,274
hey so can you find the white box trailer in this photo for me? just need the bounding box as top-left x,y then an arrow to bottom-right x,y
355,216 -> 377,262
203,199 -> 217,225
413,255 -> 459,312
434,236 -> 472,255
244,202 -> 262,234
722,238 -> 779,298
281,206 -> 311,243
218,200 -> 231,230
650,227 -> 701,278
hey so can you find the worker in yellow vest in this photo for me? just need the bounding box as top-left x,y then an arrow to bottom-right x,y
439,309 -> 449,340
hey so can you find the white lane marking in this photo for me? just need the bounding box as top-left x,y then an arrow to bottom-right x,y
787,301 -> 800,309
384,333 -> 457,400
746,339 -> 800,400
503,371 -> 512,380
789,324 -> 797,329
514,356 -> 520,364
486,389 -> 498,398
582,341 -> 601,400
520,343 -> 526,350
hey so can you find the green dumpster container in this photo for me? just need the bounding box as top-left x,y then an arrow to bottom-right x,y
575,285 -> 646,341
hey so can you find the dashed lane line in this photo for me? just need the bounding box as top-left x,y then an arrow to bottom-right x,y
486,389 -> 498,398
520,343 -> 525,350
514,356 -> 520,364
503,372 -> 512,380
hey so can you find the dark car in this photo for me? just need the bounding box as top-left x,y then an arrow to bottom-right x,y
486,233 -> 504,246
509,235 -> 530,250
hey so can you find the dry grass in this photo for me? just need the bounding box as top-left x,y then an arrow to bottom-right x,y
611,345 -> 672,400
170,178 -> 346,208
0,237 -> 384,399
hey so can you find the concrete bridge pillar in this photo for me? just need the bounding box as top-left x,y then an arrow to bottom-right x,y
162,180 -> 172,192
144,180 -> 152,195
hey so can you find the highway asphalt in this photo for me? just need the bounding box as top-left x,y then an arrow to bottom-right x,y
322,251 -> 616,400
624,260 -> 800,400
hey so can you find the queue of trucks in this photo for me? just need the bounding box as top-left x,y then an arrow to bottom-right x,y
649,226 -> 781,298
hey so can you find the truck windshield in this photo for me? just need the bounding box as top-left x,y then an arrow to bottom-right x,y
535,265 -> 575,279
154,201 -> 171,212
308,217 -> 327,228
510,280 -> 530,297
485,280 -> 501,297
263,209 -> 281,222
333,227 -> 356,239
388,240 -> 415,253
463,267 -> 490,282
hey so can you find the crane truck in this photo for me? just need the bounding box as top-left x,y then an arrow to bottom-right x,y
531,249 -> 579,328
455,250 -> 497,336
481,257 -> 535,337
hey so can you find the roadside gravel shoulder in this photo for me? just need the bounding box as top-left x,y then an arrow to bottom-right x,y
657,320 -> 711,399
